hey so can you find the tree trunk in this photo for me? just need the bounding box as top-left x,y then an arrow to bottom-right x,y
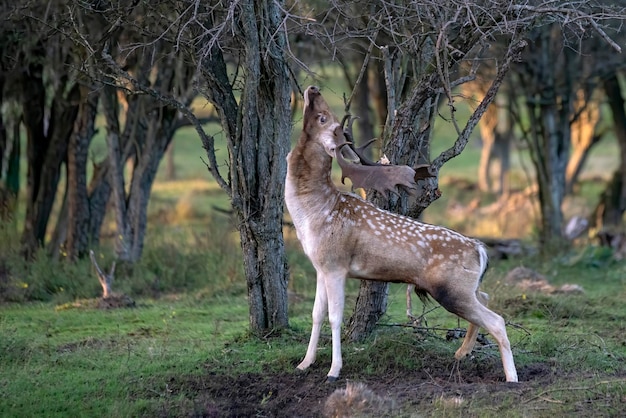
20,71 -> 78,258
233,0 -> 291,334
101,54 -> 180,264
465,76 -> 512,196
520,27 -> 571,250
565,90 -> 601,194
346,64 -> 439,342
65,85 -> 98,260
346,281 -> 389,342
19,64 -> 48,254
477,101 -> 499,193
0,77 -> 20,220
125,105 -> 178,262
346,38 -> 526,342
199,1 -> 291,334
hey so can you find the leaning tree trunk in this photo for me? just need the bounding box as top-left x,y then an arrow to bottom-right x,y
477,100 -> 499,193
565,89 -> 601,194
124,105 -> 178,262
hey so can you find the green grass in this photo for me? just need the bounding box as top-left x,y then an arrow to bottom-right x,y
1,261 -> 624,417
0,299 -> 249,416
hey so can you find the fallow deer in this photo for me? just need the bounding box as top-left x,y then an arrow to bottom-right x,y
284,86 -> 518,383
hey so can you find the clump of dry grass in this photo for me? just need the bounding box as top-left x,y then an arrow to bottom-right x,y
323,382 -> 396,418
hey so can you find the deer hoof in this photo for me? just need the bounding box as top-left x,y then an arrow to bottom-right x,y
326,375 -> 339,383
454,349 -> 470,360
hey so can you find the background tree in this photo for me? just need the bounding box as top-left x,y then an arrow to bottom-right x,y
91,0 -> 294,333
0,3 -> 82,258
509,21 -> 622,248
0,0 -> 292,333
0,1 -> 198,263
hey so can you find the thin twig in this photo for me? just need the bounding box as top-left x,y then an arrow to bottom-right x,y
344,36 -> 378,113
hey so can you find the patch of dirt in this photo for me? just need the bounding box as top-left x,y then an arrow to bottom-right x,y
150,360 -> 567,417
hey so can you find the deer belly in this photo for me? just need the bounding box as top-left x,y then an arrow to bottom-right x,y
348,253 -> 421,284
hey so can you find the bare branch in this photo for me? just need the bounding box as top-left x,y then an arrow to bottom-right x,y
99,47 -> 230,195
432,38 -> 528,172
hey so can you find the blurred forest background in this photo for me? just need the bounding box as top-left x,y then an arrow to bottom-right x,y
1,0 -> 626,339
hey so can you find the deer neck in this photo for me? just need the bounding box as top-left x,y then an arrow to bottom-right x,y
285,137 -> 340,225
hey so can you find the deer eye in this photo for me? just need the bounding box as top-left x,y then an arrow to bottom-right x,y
319,114 -> 327,123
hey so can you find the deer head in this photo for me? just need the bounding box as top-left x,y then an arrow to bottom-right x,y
301,86 -> 433,197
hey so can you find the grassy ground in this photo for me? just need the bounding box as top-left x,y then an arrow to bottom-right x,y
1,80 -> 625,417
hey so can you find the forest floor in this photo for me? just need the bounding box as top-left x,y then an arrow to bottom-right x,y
162,351 -> 625,417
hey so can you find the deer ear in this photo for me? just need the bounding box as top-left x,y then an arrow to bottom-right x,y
335,143 -> 421,197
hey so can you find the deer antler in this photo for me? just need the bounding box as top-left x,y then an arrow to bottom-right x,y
335,143 -> 418,197
336,114 -> 435,197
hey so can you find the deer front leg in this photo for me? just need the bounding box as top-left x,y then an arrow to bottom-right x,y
324,271 -> 346,382
297,273 -> 328,371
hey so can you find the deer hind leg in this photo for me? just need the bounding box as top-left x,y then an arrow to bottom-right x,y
464,303 -> 518,382
297,273 -> 329,371
406,284 -> 415,320
434,286 -> 518,382
455,290 -> 489,360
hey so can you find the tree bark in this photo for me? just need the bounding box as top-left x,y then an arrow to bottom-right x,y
346,281 -> 389,342
125,104 -> 178,262
235,0 -> 291,334
565,90 -> 601,194
65,85 -> 98,260
199,0 -> 291,334
0,76 -> 20,220
477,101 -> 499,193
20,70 -> 78,258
